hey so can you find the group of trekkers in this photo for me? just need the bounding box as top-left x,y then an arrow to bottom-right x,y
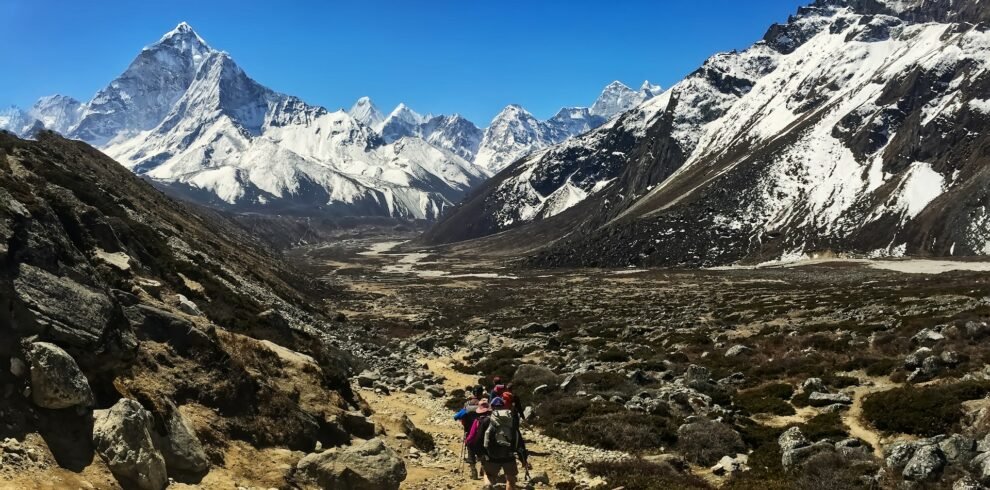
453,376 -> 530,489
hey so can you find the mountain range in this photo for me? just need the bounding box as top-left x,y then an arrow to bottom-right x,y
424,0 -> 990,266
0,23 -> 657,219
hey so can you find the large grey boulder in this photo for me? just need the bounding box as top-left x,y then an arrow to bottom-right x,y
93,399 -> 168,490
295,438 -> 406,490
27,342 -> 94,409
903,444 -> 945,481
13,264 -> 113,346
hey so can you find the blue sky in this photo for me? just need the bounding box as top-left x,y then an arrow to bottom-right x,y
0,0 -> 809,124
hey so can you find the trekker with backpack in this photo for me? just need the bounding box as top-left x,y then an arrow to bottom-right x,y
481,397 -> 529,489
461,398 -> 490,481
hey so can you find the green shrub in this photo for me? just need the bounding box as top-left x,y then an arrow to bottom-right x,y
598,348 -> 631,363
798,412 -> 846,441
535,398 -> 674,451
677,419 -> 745,466
736,383 -> 796,416
862,381 -> 990,436
585,459 -> 710,490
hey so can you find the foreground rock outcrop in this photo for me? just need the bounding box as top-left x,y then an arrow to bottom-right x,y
294,438 -> 407,490
92,399 -> 168,490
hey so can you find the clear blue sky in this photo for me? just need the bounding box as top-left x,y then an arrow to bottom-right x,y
1,0 -> 809,125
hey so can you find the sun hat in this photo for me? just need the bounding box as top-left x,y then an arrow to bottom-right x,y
476,399 -> 491,414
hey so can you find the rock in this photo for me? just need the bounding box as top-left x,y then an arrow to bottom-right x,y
26,342 -> 94,409
523,406 -> 534,420
155,404 -> 209,478
425,386 -> 445,398
9,357 -> 26,378
941,350 -> 961,366
808,392 -> 852,407
517,322 -> 559,334
905,347 -> 933,369
175,294 -> 202,316
971,452 -> 990,482
533,384 -> 551,395
801,377 -> 825,393
294,438 -> 406,490
779,427 -> 809,453
338,411 -> 377,439
953,476 -> 986,490
93,399 -> 168,490
885,441 -> 917,471
724,345 -> 752,357
683,365 -> 711,388
965,321 -> 990,339
357,371 -> 379,388
560,375 -> 576,391
912,328 -> 945,345
711,454 -> 749,475
939,434 -> 977,465
528,470 -> 551,485
13,264 -> 113,347
903,444 -> 945,481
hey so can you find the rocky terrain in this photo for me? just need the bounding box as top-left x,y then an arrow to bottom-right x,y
290,236 -> 990,489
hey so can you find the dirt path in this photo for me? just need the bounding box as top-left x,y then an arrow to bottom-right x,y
841,373 -> 902,457
359,354 -> 629,489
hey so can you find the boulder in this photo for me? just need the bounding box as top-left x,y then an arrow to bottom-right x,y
724,345 -> 752,357
13,264 -> 113,347
155,404 -> 209,478
801,377 -> 825,393
885,441 -> 917,471
295,438 -> 406,490
27,342 -> 94,409
912,328 -> 945,345
93,399 -> 168,490
939,434 -> 977,465
903,444 -> 945,481
808,392 -> 852,407
175,294 -> 202,316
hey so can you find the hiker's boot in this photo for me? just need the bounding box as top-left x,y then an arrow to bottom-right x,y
469,464 -> 479,480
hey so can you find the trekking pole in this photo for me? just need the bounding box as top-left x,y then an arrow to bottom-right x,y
459,441 -> 465,474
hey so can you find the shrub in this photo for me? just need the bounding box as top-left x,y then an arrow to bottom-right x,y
736,383 -> 796,416
598,348 -> 631,363
585,459 -> 710,490
798,412 -> 846,441
862,381 -> 990,436
794,451 -> 877,490
535,398 -> 674,451
677,419 -> 745,466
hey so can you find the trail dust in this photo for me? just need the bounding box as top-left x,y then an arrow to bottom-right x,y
359,353 -> 626,489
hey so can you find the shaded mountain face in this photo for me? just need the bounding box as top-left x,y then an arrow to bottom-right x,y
0,132 -> 372,482
425,0 -> 990,266
17,24 -> 488,220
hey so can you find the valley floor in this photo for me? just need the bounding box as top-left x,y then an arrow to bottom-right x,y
286,236 -> 990,488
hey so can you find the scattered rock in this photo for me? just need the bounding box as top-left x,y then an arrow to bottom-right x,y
26,342 -> 94,409
155,403 -> 209,479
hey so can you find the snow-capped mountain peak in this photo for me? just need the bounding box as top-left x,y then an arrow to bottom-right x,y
590,80 -> 657,119
348,96 -> 385,128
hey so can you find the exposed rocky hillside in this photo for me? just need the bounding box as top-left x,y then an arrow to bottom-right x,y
425,0 -> 990,267
0,131 -> 410,488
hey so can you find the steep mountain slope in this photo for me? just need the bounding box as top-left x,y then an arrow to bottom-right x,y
426,0 -> 990,266
0,131 -> 381,487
